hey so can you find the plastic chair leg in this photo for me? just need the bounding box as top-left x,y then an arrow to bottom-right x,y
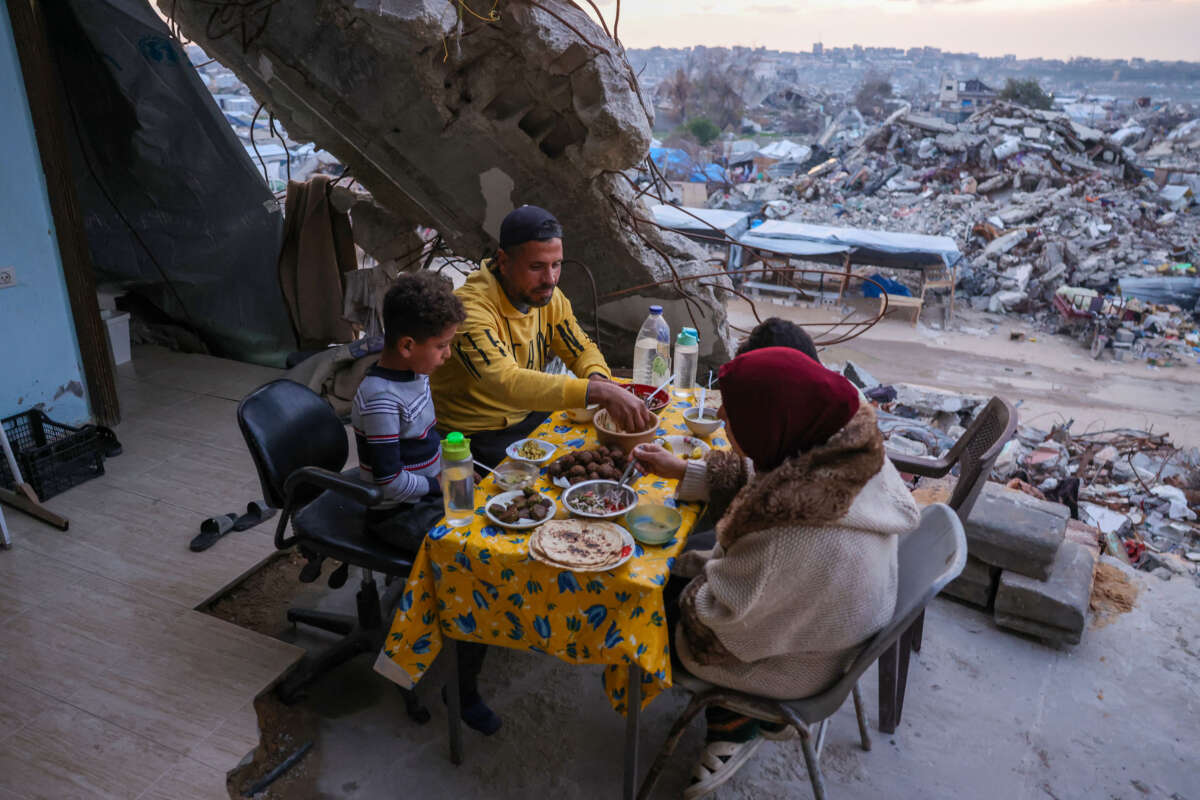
635,689 -> 721,800
910,610 -> 925,653
799,728 -> 828,800
852,682 -> 872,751
877,640 -> 899,734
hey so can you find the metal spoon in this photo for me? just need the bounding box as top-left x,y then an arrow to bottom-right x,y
645,375 -> 672,409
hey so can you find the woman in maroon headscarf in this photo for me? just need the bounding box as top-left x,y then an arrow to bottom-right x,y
632,347 -> 919,799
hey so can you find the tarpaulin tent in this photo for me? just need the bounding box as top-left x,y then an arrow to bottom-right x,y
651,205 -> 749,269
738,220 -> 963,319
739,220 -> 962,270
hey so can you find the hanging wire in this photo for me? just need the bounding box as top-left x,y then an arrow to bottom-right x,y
268,111 -> 291,182
249,103 -> 270,185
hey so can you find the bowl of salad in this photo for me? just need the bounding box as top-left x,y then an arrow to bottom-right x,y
560,479 -> 639,520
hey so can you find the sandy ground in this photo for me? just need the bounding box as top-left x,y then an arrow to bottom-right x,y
725,298 -> 1200,449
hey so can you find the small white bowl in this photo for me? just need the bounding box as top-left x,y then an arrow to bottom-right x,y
485,490 -> 557,529
567,404 -> 600,424
658,435 -> 711,461
683,406 -> 724,438
505,438 -> 557,464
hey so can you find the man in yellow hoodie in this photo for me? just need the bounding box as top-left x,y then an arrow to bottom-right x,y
431,206 -> 655,467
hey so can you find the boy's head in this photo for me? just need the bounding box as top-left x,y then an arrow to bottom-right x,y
736,317 -> 820,363
382,271 -> 466,374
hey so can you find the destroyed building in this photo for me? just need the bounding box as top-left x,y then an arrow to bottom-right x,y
156,0 -> 734,367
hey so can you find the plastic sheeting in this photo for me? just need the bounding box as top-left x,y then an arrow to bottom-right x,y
739,220 -> 962,271
1119,277 -> 1200,310
53,0 -> 295,365
650,205 -> 750,239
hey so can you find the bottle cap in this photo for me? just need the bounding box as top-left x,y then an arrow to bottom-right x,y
682,326 -> 699,339
442,432 -> 471,460
676,331 -> 697,346
649,305 -> 663,315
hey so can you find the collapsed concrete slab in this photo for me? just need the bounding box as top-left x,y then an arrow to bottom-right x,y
163,0 -> 733,364
965,483 -> 1069,580
994,540 -> 1096,646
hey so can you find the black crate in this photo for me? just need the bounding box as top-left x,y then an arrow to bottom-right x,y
0,410 -> 105,500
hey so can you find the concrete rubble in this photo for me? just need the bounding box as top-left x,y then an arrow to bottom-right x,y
163,0 -> 736,364
837,366 -> 1200,645
704,97 -> 1200,364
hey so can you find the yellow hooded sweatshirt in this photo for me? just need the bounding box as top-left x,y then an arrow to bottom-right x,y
431,263 -> 610,434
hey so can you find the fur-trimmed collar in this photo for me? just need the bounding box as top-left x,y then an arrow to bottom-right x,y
715,404 -> 884,548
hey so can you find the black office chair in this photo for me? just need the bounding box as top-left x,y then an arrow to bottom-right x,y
237,378 -> 428,721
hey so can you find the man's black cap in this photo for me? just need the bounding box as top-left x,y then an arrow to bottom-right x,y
499,205 -> 562,250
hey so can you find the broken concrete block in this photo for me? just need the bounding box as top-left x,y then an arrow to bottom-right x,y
983,228 -> 1028,259
994,540 -> 1096,645
1064,519 -> 1102,558
941,555 -> 999,608
965,483 -> 1068,580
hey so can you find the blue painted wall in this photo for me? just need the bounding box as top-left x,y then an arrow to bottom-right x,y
0,3 -> 90,425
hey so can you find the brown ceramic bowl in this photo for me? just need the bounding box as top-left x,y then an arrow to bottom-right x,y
593,408 -> 659,449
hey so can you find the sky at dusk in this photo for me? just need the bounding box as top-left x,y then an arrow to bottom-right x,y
589,0 -> 1200,62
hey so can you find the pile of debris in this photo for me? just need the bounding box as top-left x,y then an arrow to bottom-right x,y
707,101 -> 1200,327
995,422 -> 1200,578
836,361 -> 1200,644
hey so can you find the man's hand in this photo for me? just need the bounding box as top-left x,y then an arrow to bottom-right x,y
630,443 -> 687,481
588,380 -> 657,433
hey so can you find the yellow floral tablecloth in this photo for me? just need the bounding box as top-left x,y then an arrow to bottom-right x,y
375,397 -> 727,713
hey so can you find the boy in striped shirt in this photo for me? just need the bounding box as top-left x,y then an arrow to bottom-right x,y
353,271 -> 500,735
353,271 -> 465,549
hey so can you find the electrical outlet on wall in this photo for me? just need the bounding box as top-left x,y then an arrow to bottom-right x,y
0,267 -> 14,288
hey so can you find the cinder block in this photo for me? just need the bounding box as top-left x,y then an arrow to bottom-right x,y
994,540 -> 1095,645
965,482 -> 1068,580
941,555 -> 999,608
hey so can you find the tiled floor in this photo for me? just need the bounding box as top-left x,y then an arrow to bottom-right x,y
1,346 -> 304,800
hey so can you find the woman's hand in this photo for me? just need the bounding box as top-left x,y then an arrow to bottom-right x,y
631,443 -> 687,481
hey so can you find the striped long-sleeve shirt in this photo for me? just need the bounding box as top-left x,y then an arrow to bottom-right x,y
351,366 -> 441,507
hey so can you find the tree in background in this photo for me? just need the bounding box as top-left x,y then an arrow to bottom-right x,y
653,50 -> 755,131
854,74 -> 893,118
686,117 -> 720,146
999,78 -> 1054,110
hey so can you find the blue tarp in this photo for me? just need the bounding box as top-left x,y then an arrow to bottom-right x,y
862,273 -> 912,298
649,147 -> 727,183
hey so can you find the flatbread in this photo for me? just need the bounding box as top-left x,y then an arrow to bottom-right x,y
530,520 -> 625,569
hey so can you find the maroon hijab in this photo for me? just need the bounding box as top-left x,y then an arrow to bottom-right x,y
718,347 -> 860,471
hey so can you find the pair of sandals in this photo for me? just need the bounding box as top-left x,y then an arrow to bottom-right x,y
190,500 -> 277,552
684,724 -> 796,799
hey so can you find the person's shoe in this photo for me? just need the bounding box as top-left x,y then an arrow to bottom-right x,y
442,687 -> 502,735
683,737 -> 764,799
759,721 -> 798,741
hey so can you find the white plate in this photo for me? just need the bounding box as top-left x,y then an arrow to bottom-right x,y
484,490 -> 558,530
505,438 -> 557,464
529,525 -> 636,573
657,435 -> 711,461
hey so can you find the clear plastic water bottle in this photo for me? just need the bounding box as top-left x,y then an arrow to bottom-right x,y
632,305 -> 671,386
440,432 -> 475,528
673,330 -> 699,398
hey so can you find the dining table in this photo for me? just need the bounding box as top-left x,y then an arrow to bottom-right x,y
374,394 -> 726,798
